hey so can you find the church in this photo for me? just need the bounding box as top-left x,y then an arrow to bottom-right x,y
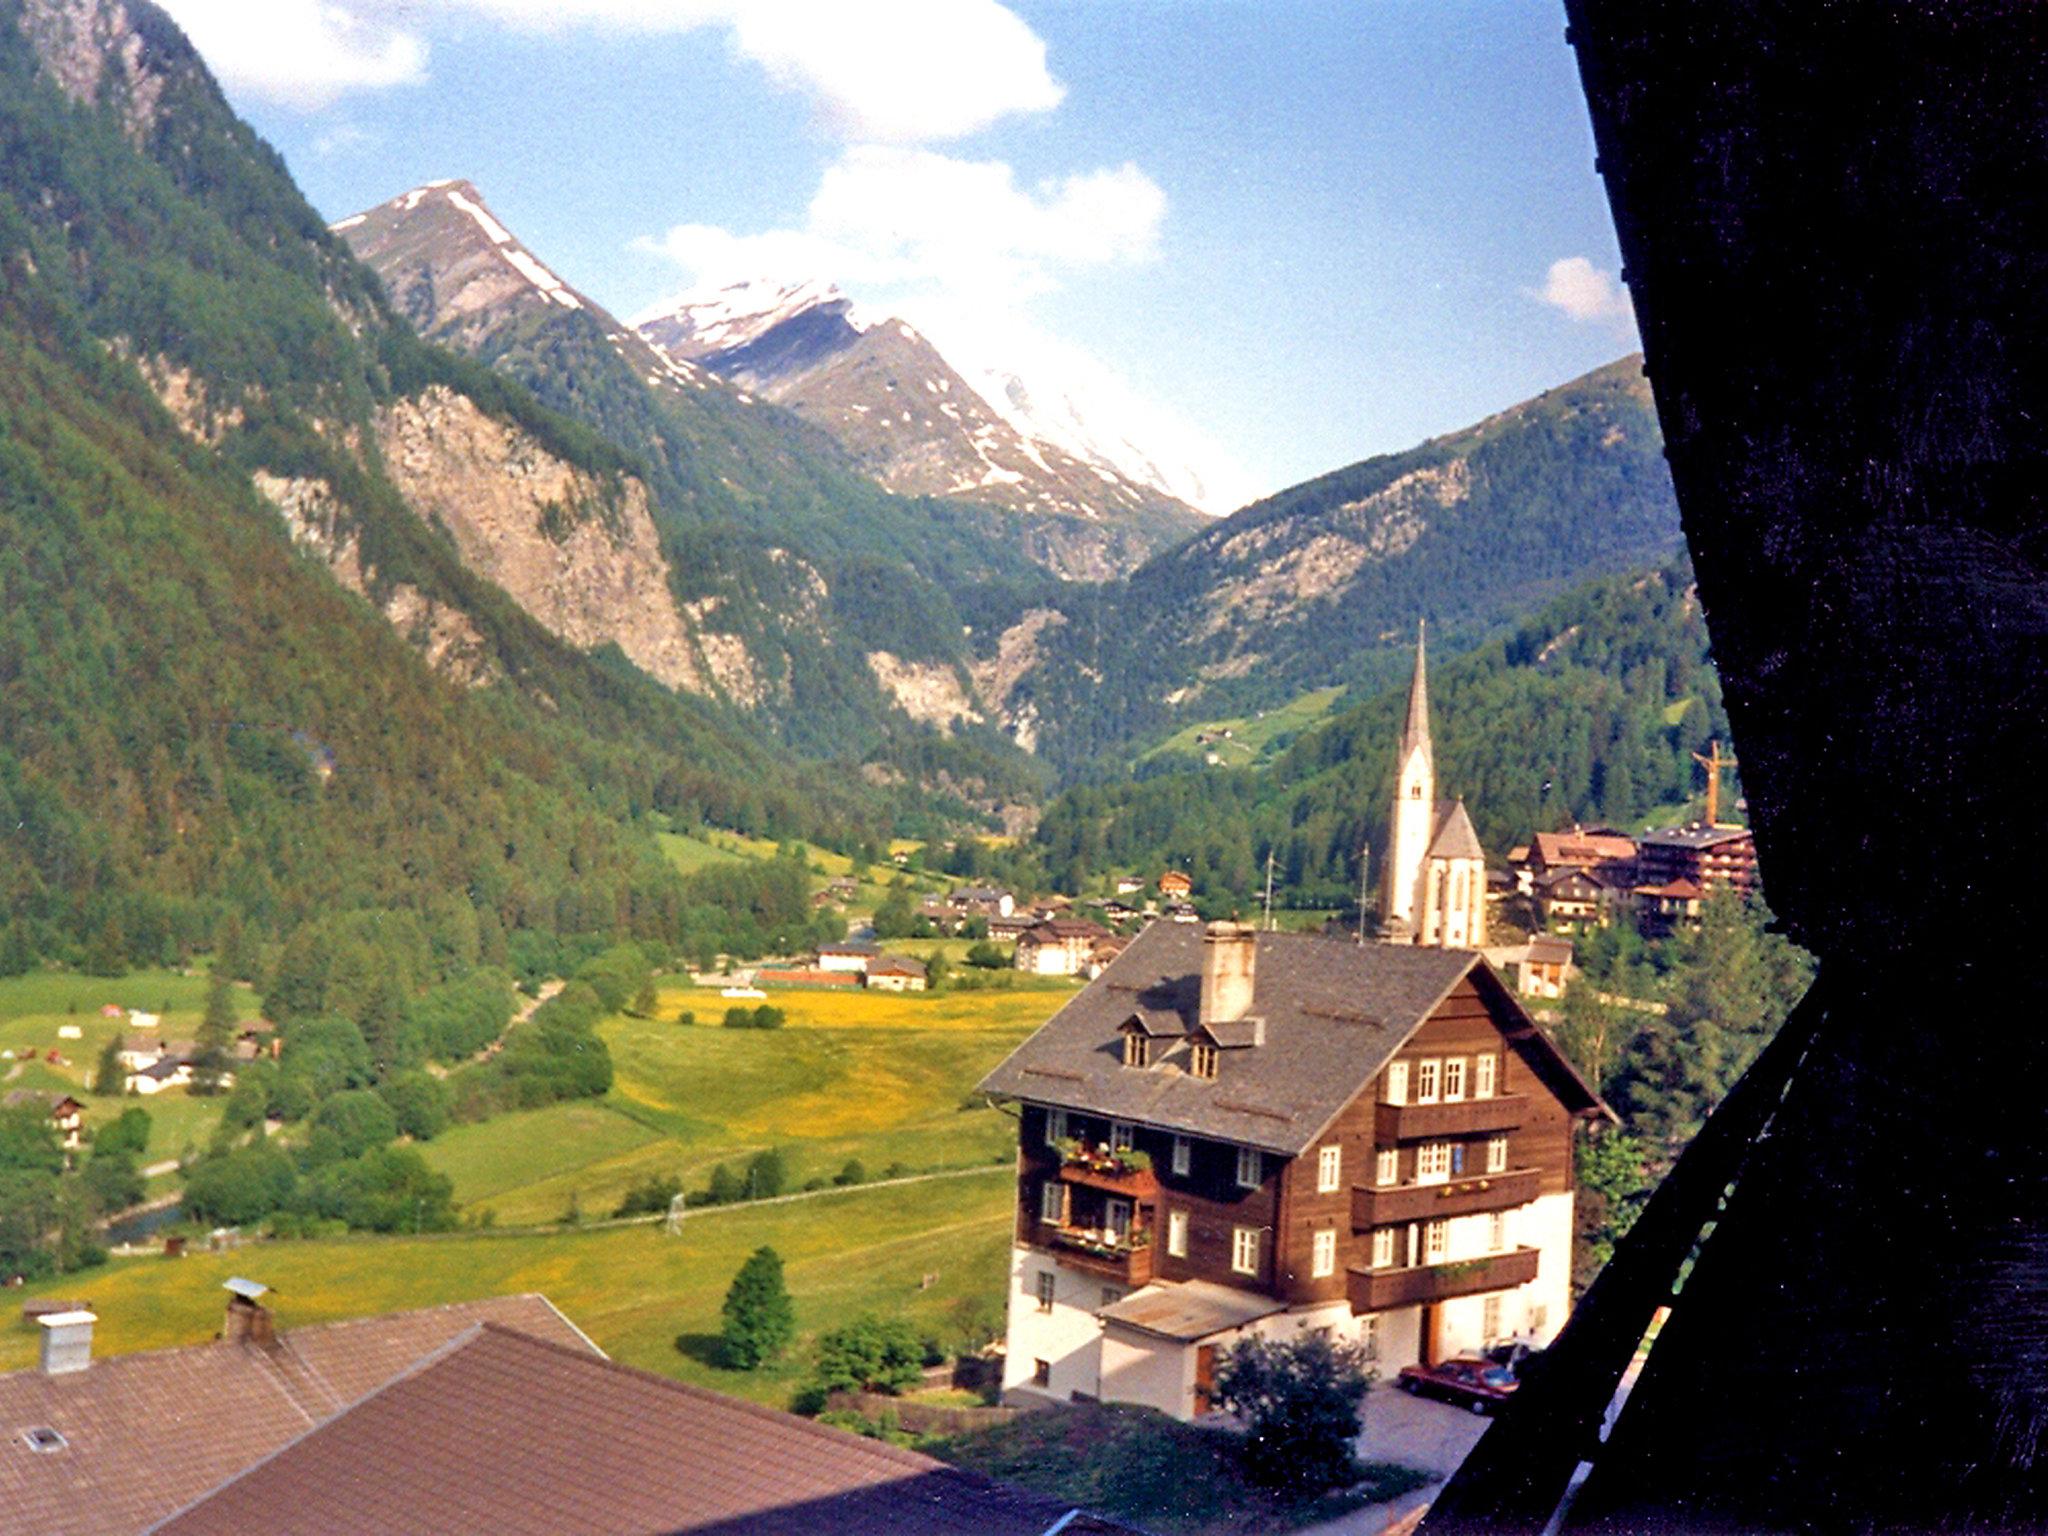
1380,627 -> 1487,948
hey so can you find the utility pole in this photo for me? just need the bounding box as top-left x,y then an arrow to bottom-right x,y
1262,849 -> 1277,931
1691,739 -> 1738,827
1355,847 -> 1372,943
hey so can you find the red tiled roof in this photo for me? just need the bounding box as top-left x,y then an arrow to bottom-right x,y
152,1323 -> 1143,1536
0,1295 -> 592,1536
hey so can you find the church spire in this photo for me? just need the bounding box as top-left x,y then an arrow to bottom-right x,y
1400,620 -> 1432,773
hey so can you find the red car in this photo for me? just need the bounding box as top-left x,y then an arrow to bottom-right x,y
1397,1356 -> 1520,1415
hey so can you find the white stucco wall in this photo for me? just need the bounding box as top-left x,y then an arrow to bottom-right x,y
1001,1247 -> 1107,1403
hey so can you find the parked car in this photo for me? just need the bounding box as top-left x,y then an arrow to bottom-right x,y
1397,1356 -> 1520,1415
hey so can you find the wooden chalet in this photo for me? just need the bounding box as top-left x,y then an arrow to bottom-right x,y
980,922 -> 1610,1419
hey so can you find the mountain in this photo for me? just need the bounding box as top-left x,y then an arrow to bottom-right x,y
972,356 -> 1688,770
638,277 -> 1208,579
0,0 -> 933,966
337,179 -> 1073,764
1033,559 -> 1729,908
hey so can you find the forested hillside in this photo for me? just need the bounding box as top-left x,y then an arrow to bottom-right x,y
0,0 -> 911,971
1034,561 -> 1729,906
982,358 -> 1685,770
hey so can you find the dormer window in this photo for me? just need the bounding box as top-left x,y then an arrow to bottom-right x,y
1190,1042 -> 1219,1079
1123,1033 -> 1150,1068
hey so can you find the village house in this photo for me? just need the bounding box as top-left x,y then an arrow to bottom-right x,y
1380,628 -> 1486,949
3,1090 -> 84,1150
865,955 -> 928,992
1509,827 -> 1641,896
980,921 -> 1610,1420
1158,871 -> 1193,899
116,1039 -> 206,1096
1629,876 -> 1709,935
816,940 -> 881,976
1481,936 -> 1577,1001
1636,823 -> 1759,898
1531,866 -> 1620,929
1014,919 -> 1115,978
1115,876 -> 1146,897
0,1288 -> 1139,1536
948,885 -> 1016,918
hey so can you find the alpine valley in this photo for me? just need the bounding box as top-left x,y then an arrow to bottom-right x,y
0,0 -> 1702,971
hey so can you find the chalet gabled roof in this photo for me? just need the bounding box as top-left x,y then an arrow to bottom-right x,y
979,923 -> 1614,1155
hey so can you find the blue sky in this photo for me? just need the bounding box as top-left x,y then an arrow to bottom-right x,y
162,0 -> 1638,508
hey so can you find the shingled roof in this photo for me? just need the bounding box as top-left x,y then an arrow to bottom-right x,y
0,1295 -> 594,1536
980,923 -> 1551,1155
149,1323 -> 1144,1536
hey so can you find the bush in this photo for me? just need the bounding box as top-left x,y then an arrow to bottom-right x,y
183,1144 -> 298,1226
614,1174 -> 682,1218
706,1163 -> 743,1205
811,1315 -> 924,1395
719,1245 -> 796,1369
745,1147 -> 788,1200
722,1004 -> 785,1030
312,1089 -> 399,1161
308,1146 -> 456,1232
1212,1331 -> 1373,1492
833,1158 -> 866,1187
378,1071 -> 452,1141
964,941 -> 1008,969
95,1106 -> 152,1160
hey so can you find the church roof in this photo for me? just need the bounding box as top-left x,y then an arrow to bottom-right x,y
1398,621 -> 1432,772
1427,799 -> 1485,862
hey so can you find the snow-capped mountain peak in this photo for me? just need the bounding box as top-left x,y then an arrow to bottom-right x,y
635,276 -> 860,361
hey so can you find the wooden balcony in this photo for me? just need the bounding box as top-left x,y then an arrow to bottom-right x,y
1374,1094 -> 1529,1142
1351,1166 -> 1540,1230
1058,1160 -> 1159,1200
1347,1246 -> 1541,1311
1043,1227 -> 1156,1285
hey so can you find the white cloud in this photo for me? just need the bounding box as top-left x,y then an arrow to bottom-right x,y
157,1 -> 425,111
638,145 -> 1163,306
181,0 -> 1062,138
1531,256 -> 1635,325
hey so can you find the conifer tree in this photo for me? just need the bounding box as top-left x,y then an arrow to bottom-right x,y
719,1245 -> 795,1369
93,1034 -> 126,1097
191,970 -> 237,1096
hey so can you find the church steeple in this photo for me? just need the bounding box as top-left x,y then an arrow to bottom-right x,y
1399,619 -> 1432,777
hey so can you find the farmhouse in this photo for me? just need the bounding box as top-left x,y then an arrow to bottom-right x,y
948,885 -> 1016,917
865,955 -> 928,992
2,1091 -> 84,1150
1014,919 -> 1114,978
980,920 -> 1610,1420
816,940 -> 881,975
0,1289 -> 1140,1536
1510,827 -> 1641,895
1157,871 -> 1193,898
1481,935 -> 1576,1000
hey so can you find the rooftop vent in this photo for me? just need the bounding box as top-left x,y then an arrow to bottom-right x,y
36,1311 -> 95,1376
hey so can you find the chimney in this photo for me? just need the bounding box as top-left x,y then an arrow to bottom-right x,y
37,1311 -> 95,1376
222,1277 -> 276,1346
1200,922 -> 1258,1026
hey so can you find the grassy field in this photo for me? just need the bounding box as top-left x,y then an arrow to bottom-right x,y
417,981 -> 1055,1226
0,967 -> 262,1165
3,1174 -> 1018,1406
1141,687 -> 1347,770
656,829 -> 950,919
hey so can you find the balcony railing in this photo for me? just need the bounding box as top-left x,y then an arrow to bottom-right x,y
1042,1225 -> 1156,1285
1351,1166 -> 1540,1229
1374,1094 -> 1529,1142
1052,1142 -> 1160,1200
1347,1246 -> 1541,1311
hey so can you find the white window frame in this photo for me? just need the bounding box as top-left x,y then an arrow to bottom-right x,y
1414,1058 -> 1441,1105
1375,1147 -> 1398,1187
1359,1313 -> 1380,1360
1235,1146 -> 1262,1188
1370,1227 -> 1395,1268
1039,1181 -> 1065,1224
1482,1294 -> 1502,1343
1171,1136 -> 1191,1177
1488,1211 -> 1508,1252
1316,1145 -> 1342,1193
1231,1226 -> 1260,1276
1035,1271 -> 1056,1313
1045,1108 -> 1067,1147
1423,1219 -> 1448,1264
1190,1042 -> 1219,1079
1166,1207 -> 1189,1258
1311,1228 -> 1337,1278
1417,1141 -> 1451,1185
1384,1060 -> 1410,1105
1111,1120 -> 1134,1152
1443,1057 -> 1467,1103
1474,1052 -> 1497,1099
1486,1134 -> 1509,1173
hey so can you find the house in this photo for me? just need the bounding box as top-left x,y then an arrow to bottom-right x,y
987,913 -> 1034,942
1114,876 -> 1146,896
1532,867 -> 1616,928
1014,920 -> 1114,978
2,1290 -> 1142,1536
1100,900 -> 1142,924
949,885 -> 1016,918
118,1039 -> 203,1096
1481,936 -> 1576,1001
980,920 -> 1611,1420
1636,823 -> 1760,898
1381,627 -> 1487,949
1630,876 -> 1709,935
865,955 -> 928,992
816,941 -> 881,975
3,1091 -> 84,1150
1158,871 -> 1193,898
1511,827 -> 1641,896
